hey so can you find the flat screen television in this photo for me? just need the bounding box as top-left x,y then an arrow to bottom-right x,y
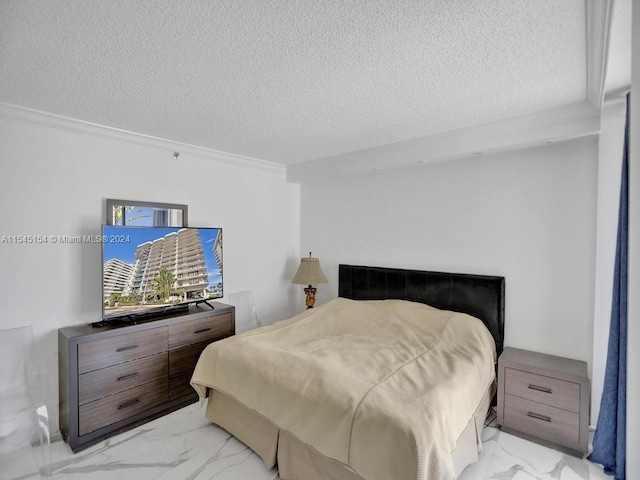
101,225 -> 223,321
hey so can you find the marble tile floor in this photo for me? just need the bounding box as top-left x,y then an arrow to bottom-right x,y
1,403 -> 613,480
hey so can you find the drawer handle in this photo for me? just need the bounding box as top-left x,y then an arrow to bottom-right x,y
527,412 -> 552,423
528,384 -> 552,394
194,328 -> 212,334
116,372 -> 139,382
116,345 -> 139,352
118,399 -> 140,410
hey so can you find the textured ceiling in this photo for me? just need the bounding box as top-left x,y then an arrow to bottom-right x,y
0,0 -> 630,169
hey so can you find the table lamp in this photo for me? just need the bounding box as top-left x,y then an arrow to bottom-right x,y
292,252 -> 327,309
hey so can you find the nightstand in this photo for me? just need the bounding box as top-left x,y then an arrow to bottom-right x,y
496,347 -> 590,457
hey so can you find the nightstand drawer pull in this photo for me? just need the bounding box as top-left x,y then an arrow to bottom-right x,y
194,328 -> 212,334
116,345 -> 139,352
527,411 -> 552,423
118,399 -> 140,410
528,384 -> 552,394
116,372 -> 139,382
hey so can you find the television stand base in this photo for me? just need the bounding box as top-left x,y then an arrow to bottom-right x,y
91,300 -> 218,328
189,299 -> 215,310
91,303 -> 196,328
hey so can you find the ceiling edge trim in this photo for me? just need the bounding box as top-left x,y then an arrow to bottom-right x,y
287,102 -> 601,183
0,102 -> 285,174
603,84 -> 631,104
586,0 -> 615,109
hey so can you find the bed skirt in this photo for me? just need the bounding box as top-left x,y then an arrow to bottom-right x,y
204,382 -> 495,480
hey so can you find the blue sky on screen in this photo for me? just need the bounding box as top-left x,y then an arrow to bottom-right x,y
103,226 -> 222,286
124,207 -> 155,226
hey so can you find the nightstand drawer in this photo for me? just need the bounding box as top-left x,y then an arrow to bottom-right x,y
78,353 -> 168,405
168,313 -> 233,349
504,394 -> 579,447
79,378 -> 169,436
78,328 -> 168,373
505,367 -> 580,413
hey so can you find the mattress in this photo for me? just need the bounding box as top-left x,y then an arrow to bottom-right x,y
192,298 -> 497,480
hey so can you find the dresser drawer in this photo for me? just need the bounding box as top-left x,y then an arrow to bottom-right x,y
78,353 -> 168,405
503,394 -> 579,447
169,341 -> 209,376
79,378 -> 169,436
505,367 -> 580,413
168,313 -> 233,349
169,371 -> 198,400
78,328 -> 168,374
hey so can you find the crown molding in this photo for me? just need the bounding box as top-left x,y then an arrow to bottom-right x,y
0,102 -> 285,174
287,101 -> 601,183
586,0 -> 615,109
603,84 -> 630,105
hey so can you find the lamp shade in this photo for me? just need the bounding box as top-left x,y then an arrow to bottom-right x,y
292,254 -> 327,285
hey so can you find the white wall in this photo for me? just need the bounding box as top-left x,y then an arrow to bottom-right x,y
301,137 -> 598,365
0,108 -> 301,435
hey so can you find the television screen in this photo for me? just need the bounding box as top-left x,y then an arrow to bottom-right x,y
102,225 -> 223,320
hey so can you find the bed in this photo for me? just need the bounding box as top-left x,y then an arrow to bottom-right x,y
191,264 -> 505,480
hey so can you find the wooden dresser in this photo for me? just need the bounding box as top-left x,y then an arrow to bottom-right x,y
496,347 -> 590,457
59,303 -> 234,452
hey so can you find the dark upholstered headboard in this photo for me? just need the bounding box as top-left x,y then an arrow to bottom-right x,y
338,264 -> 505,355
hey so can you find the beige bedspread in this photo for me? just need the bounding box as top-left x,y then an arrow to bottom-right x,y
191,298 -> 496,480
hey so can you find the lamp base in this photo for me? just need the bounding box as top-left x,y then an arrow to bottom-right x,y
303,286 -> 317,309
